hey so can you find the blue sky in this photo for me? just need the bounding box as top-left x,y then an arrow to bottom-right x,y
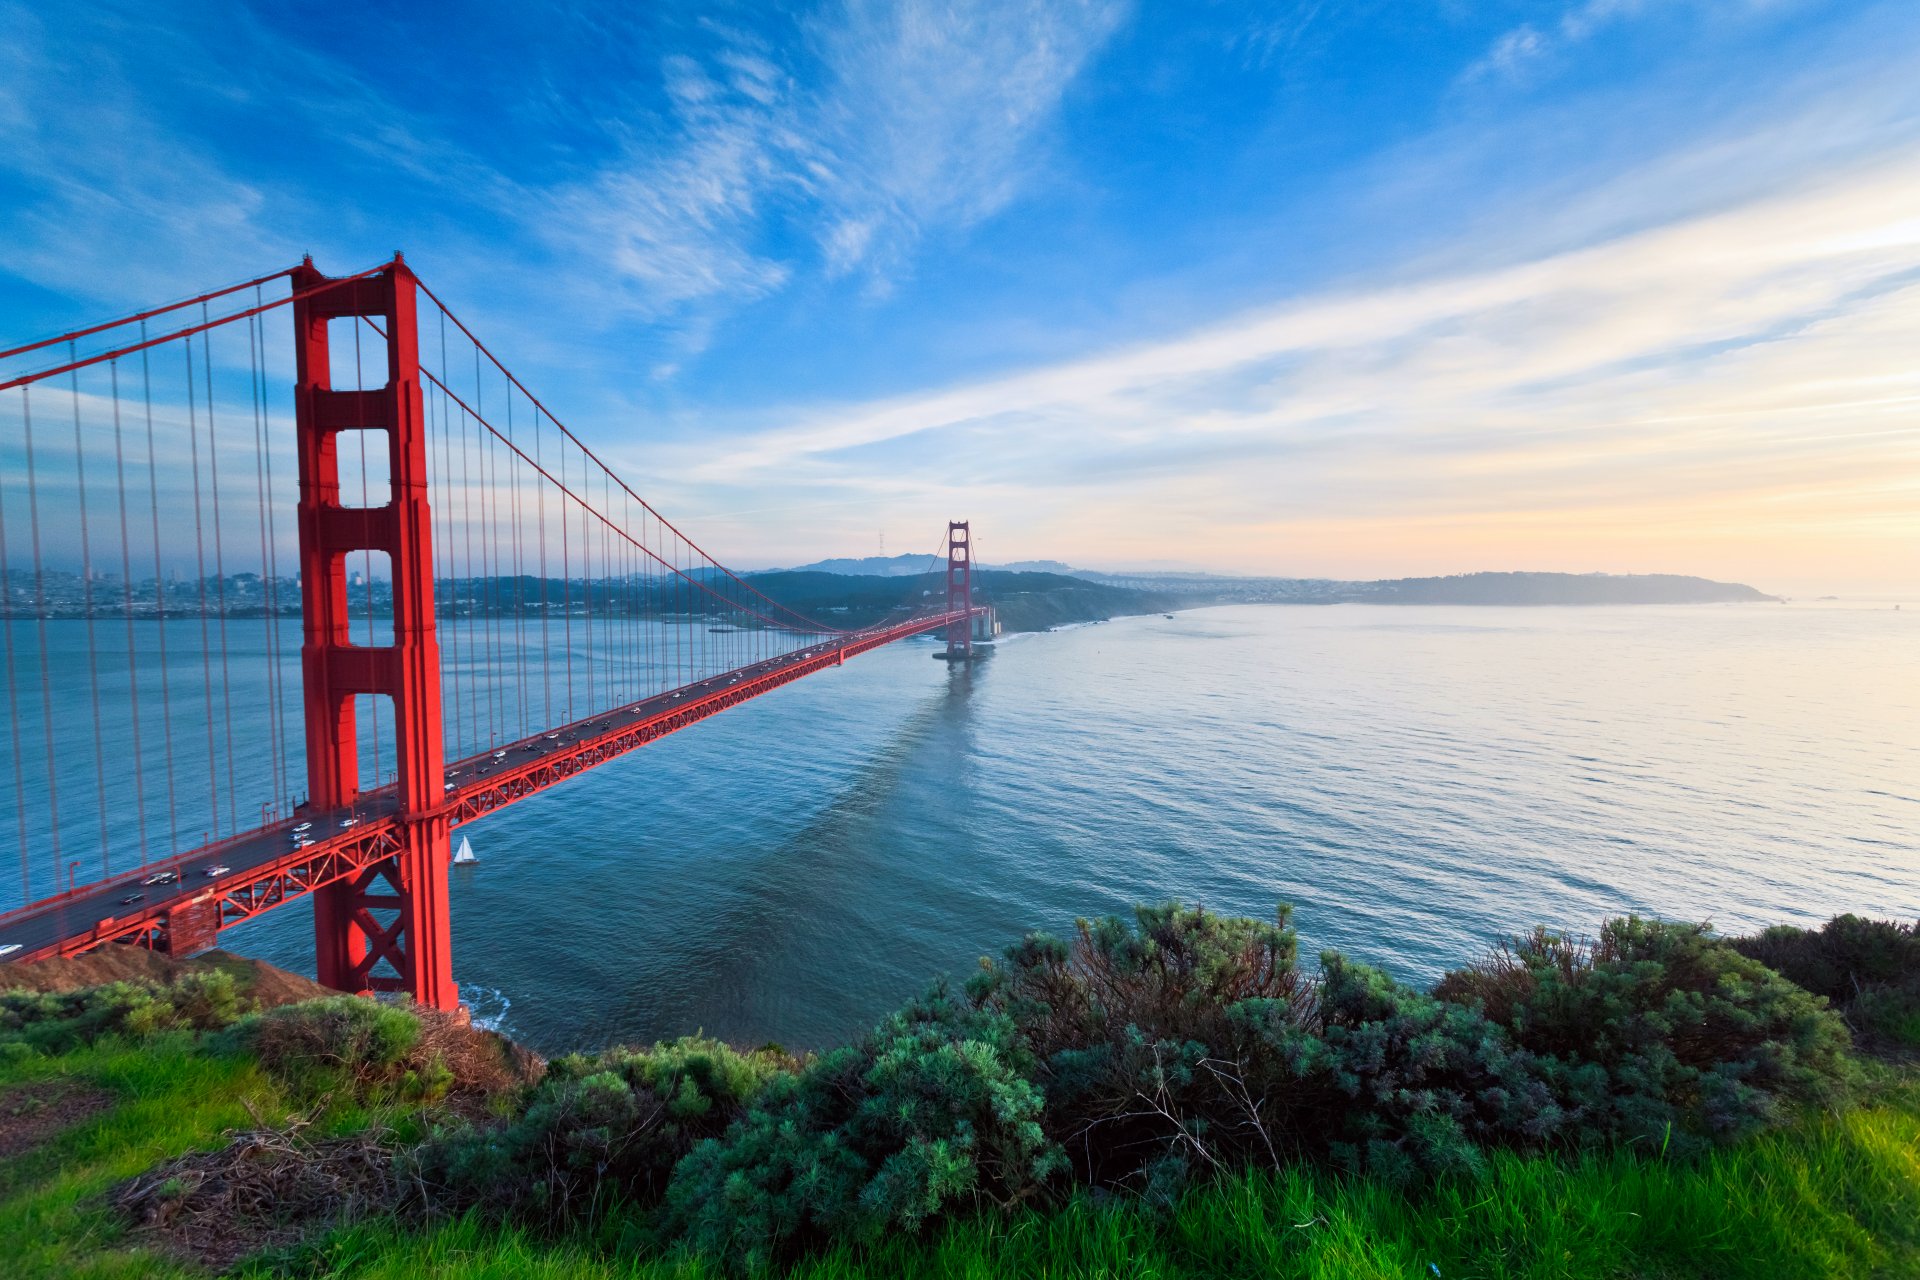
3,0 -> 1917,591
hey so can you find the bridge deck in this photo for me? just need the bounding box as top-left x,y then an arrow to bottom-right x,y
0,610 -> 974,965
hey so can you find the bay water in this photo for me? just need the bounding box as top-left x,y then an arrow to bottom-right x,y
11,603 -> 1917,1055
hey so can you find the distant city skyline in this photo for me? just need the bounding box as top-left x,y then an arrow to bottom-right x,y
2,1 -> 1917,596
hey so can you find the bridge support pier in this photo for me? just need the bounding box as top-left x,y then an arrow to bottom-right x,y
312,817 -> 454,1006
294,255 -> 456,1011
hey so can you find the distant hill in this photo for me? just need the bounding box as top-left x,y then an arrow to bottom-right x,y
773,558 -> 1773,606
746,568 -> 1179,634
773,554 -> 1086,578
743,566 -> 1776,634
771,554 -> 947,578
1352,572 -> 1777,605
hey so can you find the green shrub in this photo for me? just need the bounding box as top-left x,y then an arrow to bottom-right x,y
1733,915 -> 1920,998
971,902 -> 1312,1195
0,970 -> 245,1053
1733,915 -> 1920,1049
663,980 -> 1061,1270
1256,951 -> 1578,1186
233,995 -> 421,1080
416,1035 -> 786,1227
1438,917 -> 1854,1151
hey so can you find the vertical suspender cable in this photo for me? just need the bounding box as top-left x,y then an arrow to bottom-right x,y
561,434 -> 573,721
21,387 -> 63,877
507,390 -> 527,738
256,299 -> 293,811
108,361 -> 151,867
475,343 -> 499,747
201,311 -> 239,834
534,401 -> 550,729
184,340 -> 221,839
578,450 -> 590,711
68,346 -> 112,875
247,306 -> 283,821
435,306 -> 465,759
428,331 -> 457,760
142,330 -> 179,852
0,428 -> 30,901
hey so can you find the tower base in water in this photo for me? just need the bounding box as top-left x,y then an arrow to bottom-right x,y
934,643 -> 993,662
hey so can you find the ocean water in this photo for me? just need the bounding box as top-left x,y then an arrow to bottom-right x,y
18,602 -> 1920,1054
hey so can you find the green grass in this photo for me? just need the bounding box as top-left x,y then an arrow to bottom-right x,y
0,1032 -> 404,1280
7,1035 -> 1917,1280
278,1078 -> 1920,1280
0,1032 -> 288,1279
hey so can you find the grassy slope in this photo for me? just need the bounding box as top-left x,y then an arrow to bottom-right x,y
0,1034 -> 398,1280
7,1037 -> 1916,1279
281,1082 -> 1920,1279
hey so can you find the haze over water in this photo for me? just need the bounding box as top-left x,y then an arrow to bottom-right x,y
198,601 -> 1916,1055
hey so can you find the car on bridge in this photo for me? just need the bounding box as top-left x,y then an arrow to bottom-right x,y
142,871 -> 178,886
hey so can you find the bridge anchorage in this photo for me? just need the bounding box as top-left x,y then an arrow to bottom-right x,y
0,253 -> 987,1011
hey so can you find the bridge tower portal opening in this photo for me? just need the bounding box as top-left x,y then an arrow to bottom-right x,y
291,256 -> 456,1011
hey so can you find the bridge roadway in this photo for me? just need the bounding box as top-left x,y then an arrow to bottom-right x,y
0,610 -> 976,966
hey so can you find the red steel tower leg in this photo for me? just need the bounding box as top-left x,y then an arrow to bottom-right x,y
945,521 -> 972,661
292,255 -> 455,1011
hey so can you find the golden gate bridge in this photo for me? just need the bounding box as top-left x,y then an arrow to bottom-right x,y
0,255 -> 983,1009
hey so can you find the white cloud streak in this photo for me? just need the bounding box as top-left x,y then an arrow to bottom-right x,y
545,0 -> 1127,318
657,140 -> 1920,589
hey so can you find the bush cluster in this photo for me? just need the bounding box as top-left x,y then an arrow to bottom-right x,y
663,983 -> 1060,1269
1732,914 -> 1920,1049
968,902 -> 1313,1197
24,902 -> 1870,1272
1438,918 -> 1853,1150
228,995 -> 424,1085
0,971 -> 245,1053
409,904 -> 1858,1268
416,1035 -> 786,1228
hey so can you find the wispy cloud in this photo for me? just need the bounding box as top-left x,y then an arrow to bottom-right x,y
546,0 -> 1127,320
655,132 -> 1920,589
0,4 -> 281,303
1463,0 -> 1742,84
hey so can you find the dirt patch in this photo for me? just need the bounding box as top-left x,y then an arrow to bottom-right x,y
0,946 -> 185,992
0,1079 -> 116,1163
0,947 -> 331,1009
416,1005 -> 543,1102
113,1114 -> 403,1273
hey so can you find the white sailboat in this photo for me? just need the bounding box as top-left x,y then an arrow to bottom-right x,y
452,835 -> 478,865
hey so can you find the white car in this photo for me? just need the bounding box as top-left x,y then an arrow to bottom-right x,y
292,822 -> 312,834
203,865 -> 230,878
0,943 -> 21,957
339,816 -> 359,829
142,871 -> 178,886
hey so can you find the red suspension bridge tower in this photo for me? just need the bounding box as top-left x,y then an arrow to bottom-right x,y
292,256 -> 454,1009
945,520 -> 973,662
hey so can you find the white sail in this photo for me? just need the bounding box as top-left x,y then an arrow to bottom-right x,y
453,836 -> 477,865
